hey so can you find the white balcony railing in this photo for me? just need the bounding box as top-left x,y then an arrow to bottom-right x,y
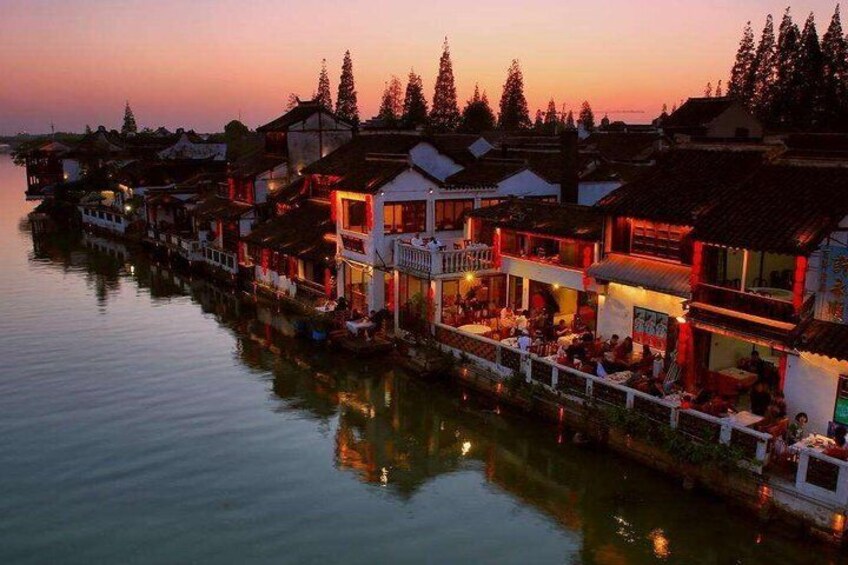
395,242 -> 495,276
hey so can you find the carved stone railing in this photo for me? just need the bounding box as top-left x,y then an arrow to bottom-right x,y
395,242 -> 494,276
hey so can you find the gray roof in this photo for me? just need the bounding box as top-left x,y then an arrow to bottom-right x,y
587,253 -> 691,298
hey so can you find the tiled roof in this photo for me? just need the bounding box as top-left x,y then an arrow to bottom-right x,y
691,163 -> 848,254
580,160 -> 653,183
662,97 -> 736,131
587,253 -> 692,298
781,134 -> 848,162
444,159 -> 527,188
429,134 -> 487,165
597,147 -> 766,224
116,160 -> 225,188
243,201 -> 335,262
302,134 -> 422,177
795,319 -> 848,362
257,100 -> 351,132
331,158 -> 411,193
193,196 -> 254,221
230,149 -> 285,179
469,199 -> 602,240
581,132 -> 666,163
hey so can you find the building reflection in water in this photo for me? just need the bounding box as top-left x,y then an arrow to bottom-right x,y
28,226 -> 836,565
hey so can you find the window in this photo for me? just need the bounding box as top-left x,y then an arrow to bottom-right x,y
383,201 -> 426,234
342,199 -> 367,233
480,198 -> 506,209
631,219 -> 685,261
435,199 -> 474,231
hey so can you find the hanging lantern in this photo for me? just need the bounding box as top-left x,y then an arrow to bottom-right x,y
323,267 -> 334,297
690,241 -> 703,290
261,248 -> 270,276
793,255 -> 808,314
493,228 -> 502,269
365,195 -> 374,232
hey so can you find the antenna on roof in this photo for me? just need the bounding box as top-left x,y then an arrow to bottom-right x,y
49,121 -> 55,137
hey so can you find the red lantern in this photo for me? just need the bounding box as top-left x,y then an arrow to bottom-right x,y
261,248 -> 270,276
287,256 -> 298,279
493,229 -> 502,269
793,255 -> 808,314
365,195 -> 374,232
690,241 -> 703,290
227,178 -> 236,200
323,267 -> 334,297
329,190 -> 338,222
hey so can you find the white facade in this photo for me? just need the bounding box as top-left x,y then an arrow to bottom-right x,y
158,133 -> 227,161
785,353 -> 848,436
596,283 -> 686,343
286,112 -> 353,174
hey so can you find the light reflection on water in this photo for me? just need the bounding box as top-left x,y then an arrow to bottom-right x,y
0,156 -> 839,564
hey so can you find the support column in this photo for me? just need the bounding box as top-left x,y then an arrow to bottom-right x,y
740,249 -> 749,292
432,280 -> 443,325
521,277 -> 530,311
393,270 -> 400,333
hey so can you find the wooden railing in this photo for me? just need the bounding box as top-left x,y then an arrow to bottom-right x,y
693,283 -> 799,324
396,242 -> 494,276
433,323 -> 771,472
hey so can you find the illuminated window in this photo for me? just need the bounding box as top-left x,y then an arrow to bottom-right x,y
631,219 -> 685,261
383,201 -> 426,234
342,199 -> 367,233
435,199 -> 474,231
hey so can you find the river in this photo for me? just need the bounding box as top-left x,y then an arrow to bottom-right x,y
0,155 -> 840,564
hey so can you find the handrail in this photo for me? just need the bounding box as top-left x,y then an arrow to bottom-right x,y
396,241 -> 494,275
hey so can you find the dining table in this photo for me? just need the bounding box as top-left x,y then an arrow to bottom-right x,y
346,319 -> 375,336
789,433 -> 835,454
457,324 -> 492,337
724,410 -> 763,428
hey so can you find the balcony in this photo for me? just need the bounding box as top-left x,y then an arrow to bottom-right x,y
690,284 -> 814,338
395,241 -> 495,277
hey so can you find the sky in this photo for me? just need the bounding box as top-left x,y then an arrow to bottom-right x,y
0,0 -> 842,135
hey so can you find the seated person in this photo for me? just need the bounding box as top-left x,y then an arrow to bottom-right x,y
499,305 -> 515,327
334,295 -> 349,312
515,310 -> 530,333
572,313 -> 588,334
603,334 -> 620,353
554,319 -> 570,339
565,337 -> 586,362
411,233 -> 425,247
824,426 -> 848,460
785,412 -> 808,445
614,336 -> 634,362
517,331 -> 532,352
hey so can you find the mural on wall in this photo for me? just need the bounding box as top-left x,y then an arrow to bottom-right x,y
821,246 -> 848,324
633,307 -> 669,351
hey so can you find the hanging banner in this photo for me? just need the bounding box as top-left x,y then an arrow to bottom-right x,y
821,246 -> 848,323
633,307 -> 669,351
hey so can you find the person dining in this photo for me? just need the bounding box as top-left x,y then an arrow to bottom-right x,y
603,334 -> 620,354
749,378 -> 771,417
785,412 -> 808,445
411,233 -> 424,247
554,319 -> 570,339
572,312 -> 588,334
614,336 -> 634,362
823,426 -> 848,460
515,310 -> 530,333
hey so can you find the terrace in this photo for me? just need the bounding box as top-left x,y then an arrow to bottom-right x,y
394,239 -> 496,277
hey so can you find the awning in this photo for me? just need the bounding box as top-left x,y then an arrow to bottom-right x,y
587,253 -> 691,298
795,319 -> 848,363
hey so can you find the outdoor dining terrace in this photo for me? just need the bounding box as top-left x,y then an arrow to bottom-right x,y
432,322 -> 848,511
394,239 -> 496,277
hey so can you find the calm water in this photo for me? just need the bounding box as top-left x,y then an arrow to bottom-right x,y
0,155 -> 838,564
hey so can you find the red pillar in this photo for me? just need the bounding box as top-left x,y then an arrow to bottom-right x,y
690,241 -> 703,291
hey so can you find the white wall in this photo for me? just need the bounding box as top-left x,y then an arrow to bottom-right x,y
500,256 -> 585,292
785,353 -> 848,435
410,143 -> 462,181
596,282 -> 685,341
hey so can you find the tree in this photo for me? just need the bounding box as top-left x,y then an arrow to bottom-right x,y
286,93 -> 300,111
533,110 -> 544,131
401,70 -> 428,129
544,98 -> 558,133
728,21 -> 757,101
497,59 -> 531,131
378,76 -> 404,125
704,82 -> 713,97
578,101 -> 595,131
772,8 -> 802,127
795,13 -> 825,127
715,80 -> 723,97
750,14 -> 777,119
85,124 -> 92,135
430,38 -> 460,131
459,85 -> 495,133
336,50 -> 359,125
565,110 -> 576,129
822,5 -> 848,128
121,101 -> 137,135
224,119 -> 251,160
316,59 -> 332,110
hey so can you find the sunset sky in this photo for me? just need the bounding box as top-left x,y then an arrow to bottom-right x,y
1,0 -> 841,135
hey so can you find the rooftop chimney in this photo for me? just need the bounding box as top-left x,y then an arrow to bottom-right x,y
560,130 -> 579,203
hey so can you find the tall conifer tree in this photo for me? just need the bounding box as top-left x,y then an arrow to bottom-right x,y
772,8 -> 801,127
336,50 -> 359,126
578,101 -> 595,131
728,21 -> 756,101
316,59 -> 332,110
122,101 -> 137,135
497,59 -> 531,131
459,84 -> 495,133
430,38 -> 460,131
544,99 -> 558,133
750,14 -> 777,119
822,5 -> 848,127
402,70 -> 428,129
796,13 -> 825,127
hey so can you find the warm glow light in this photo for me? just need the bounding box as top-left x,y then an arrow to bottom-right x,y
648,528 -> 671,559
380,467 -> 389,486
124,205 -> 132,212
461,441 -> 472,456
465,272 -> 475,282
675,316 -> 686,324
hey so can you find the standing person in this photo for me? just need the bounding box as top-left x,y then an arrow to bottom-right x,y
749,379 -> 771,417
517,331 -> 532,352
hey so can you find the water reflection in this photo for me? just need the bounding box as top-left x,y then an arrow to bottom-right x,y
16,214 -> 844,565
